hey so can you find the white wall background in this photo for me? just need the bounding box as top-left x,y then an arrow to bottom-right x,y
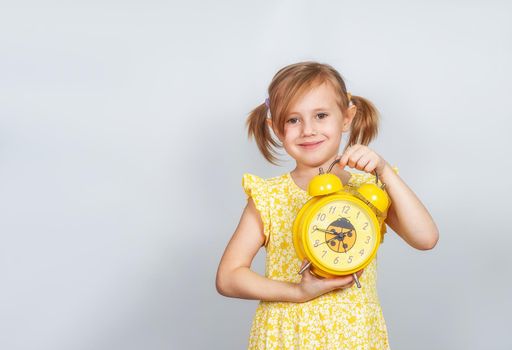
1,1 -> 511,349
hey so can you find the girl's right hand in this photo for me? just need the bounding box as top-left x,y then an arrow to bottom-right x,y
295,259 -> 364,302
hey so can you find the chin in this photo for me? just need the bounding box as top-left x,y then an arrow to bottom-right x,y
299,155 -> 334,169
288,145 -> 338,168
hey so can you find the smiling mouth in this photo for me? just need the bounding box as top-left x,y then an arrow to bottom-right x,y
299,141 -> 324,149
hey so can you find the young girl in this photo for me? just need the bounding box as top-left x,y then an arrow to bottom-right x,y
216,61 -> 439,349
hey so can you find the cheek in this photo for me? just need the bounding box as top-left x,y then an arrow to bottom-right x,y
282,127 -> 298,140
282,134 -> 299,151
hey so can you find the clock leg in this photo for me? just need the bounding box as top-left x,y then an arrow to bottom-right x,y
298,260 -> 312,275
352,273 -> 361,288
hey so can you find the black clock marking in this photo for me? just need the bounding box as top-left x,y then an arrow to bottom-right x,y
323,217 -> 357,253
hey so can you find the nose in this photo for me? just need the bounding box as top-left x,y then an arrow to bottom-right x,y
301,118 -> 317,137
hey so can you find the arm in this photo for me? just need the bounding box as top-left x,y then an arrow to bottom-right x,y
215,198 -> 359,302
215,198 -> 302,302
380,163 -> 439,250
337,144 -> 439,251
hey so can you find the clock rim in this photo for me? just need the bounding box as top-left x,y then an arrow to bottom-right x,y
300,193 -> 381,276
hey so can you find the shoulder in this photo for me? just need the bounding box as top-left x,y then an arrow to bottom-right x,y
242,173 -> 287,193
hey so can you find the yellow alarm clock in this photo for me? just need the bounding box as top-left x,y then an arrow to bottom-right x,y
292,158 -> 391,288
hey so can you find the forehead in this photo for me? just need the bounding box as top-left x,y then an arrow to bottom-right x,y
288,81 -> 339,114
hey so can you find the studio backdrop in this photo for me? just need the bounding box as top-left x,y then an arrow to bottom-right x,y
1,1 -> 511,349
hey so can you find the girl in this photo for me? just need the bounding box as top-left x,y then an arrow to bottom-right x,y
216,61 -> 439,349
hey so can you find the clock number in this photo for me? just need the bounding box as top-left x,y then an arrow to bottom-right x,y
359,249 -> 365,256
348,256 -> 353,264
328,206 -> 336,214
365,236 -> 371,244
317,213 -> 326,221
311,225 -> 317,233
356,211 -> 361,219
334,256 -> 339,264
342,205 -> 350,214
362,222 -> 369,230
322,250 -> 328,258
314,239 -> 320,247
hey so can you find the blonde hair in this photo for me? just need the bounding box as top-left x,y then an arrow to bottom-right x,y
246,61 -> 380,165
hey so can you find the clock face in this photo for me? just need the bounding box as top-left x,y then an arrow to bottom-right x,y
305,198 -> 378,272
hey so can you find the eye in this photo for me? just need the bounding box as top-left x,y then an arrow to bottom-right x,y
286,117 -> 299,124
317,113 -> 328,119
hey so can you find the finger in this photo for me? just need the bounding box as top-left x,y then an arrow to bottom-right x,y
326,275 -> 355,289
363,159 -> 376,173
337,152 -> 348,168
329,269 -> 365,289
338,145 -> 361,168
347,147 -> 368,169
356,155 -> 372,171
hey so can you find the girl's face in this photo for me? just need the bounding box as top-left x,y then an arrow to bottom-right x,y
270,82 -> 355,168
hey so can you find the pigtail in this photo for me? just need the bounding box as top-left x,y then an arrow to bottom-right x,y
344,95 -> 380,151
246,103 -> 282,165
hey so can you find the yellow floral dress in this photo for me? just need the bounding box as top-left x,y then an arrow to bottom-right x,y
242,169 -> 398,350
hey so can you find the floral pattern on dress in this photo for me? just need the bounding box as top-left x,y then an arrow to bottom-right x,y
242,167 -> 398,349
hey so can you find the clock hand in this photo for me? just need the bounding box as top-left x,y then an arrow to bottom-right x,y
314,227 -> 348,251
340,229 -> 355,253
339,234 -> 348,254
301,231 -> 361,288
299,229 -> 352,275
331,231 -> 360,287
314,227 -> 341,246
314,234 -> 342,247
315,226 -> 355,238
314,227 -> 338,235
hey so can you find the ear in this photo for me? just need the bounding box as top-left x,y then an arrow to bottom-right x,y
266,118 -> 284,142
342,104 -> 357,132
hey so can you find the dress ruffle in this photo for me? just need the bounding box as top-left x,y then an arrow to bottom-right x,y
242,173 -> 271,246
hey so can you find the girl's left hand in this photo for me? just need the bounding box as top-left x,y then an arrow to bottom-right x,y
337,144 -> 388,176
